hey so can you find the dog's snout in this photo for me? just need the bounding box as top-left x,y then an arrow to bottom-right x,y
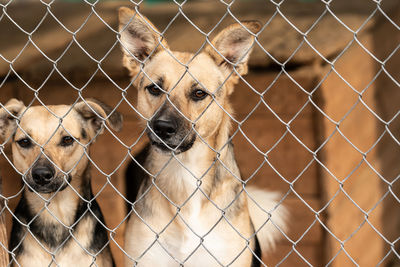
153,119 -> 177,139
32,166 -> 55,185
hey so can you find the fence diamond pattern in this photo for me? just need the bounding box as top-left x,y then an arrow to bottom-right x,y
0,0 -> 399,266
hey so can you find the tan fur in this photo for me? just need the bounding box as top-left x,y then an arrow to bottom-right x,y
14,215 -> 112,267
11,105 -> 89,183
119,6 -> 169,77
0,100 -> 120,267
119,8 -> 286,267
125,144 -> 253,266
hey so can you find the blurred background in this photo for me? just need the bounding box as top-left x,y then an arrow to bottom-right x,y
0,0 -> 399,266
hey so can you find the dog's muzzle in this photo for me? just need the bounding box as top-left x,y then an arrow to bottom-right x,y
28,160 -> 71,194
153,119 -> 177,141
32,165 -> 55,186
148,118 -> 196,154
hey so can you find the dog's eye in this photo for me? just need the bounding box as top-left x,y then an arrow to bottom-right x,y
60,136 -> 74,147
145,84 -> 162,96
16,138 -> 32,149
191,89 -> 208,101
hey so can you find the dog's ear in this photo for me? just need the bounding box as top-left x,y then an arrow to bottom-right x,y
74,99 -> 123,140
205,21 -> 261,90
0,99 -> 25,143
118,7 -> 168,77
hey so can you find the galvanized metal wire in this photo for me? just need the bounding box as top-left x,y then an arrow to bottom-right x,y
0,0 -> 399,266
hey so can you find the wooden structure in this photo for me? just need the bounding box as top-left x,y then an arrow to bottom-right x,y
0,176 -> 8,267
0,0 -> 399,266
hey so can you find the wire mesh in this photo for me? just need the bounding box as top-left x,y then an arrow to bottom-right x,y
0,0 -> 399,266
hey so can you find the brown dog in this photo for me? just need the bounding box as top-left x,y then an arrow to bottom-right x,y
0,99 -> 120,266
119,7 -> 287,267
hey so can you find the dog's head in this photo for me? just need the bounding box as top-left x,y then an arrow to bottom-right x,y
119,7 -> 260,153
0,99 -> 122,194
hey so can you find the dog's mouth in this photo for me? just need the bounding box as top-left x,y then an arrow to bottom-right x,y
26,174 -> 72,194
148,132 -> 196,154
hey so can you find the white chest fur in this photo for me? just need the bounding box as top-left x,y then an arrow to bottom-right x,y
13,216 -> 96,267
125,145 -> 251,266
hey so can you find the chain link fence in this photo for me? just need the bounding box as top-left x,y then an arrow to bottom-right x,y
0,0 -> 399,266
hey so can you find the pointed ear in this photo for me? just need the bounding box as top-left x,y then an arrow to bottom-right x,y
0,99 -> 25,142
118,7 -> 168,77
74,99 -> 123,140
205,21 -> 261,77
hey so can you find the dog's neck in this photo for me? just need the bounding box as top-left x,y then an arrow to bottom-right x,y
23,166 -> 92,227
146,114 -> 238,206
12,166 -> 105,253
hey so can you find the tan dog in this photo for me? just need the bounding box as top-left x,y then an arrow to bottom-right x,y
119,7 -> 287,267
0,99 -> 121,267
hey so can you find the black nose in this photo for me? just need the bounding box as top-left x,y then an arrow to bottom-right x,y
153,119 -> 177,140
32,166 -> 55,186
